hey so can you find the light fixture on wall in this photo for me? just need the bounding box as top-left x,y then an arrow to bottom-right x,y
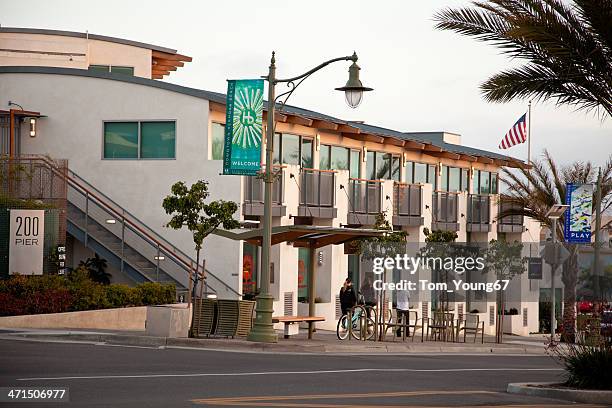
29,118 -> 37,137
315,134 -> 321,151
318,251 -> 323,266
153,255 -> 165,261
362,146 -> 368,161
403,152 -> 408,167
105,219 -> 116,224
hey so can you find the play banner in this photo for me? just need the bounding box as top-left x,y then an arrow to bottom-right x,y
223,79 -> 264,175
564,183 -> 593,243
9,209 -> 45,275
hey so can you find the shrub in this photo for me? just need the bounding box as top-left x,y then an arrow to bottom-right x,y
0,271 -> 176,316
105,284 -> 138,308
548,343 -> 612,390
135,282 -> 175,305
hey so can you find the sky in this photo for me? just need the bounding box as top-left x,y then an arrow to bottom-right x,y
2,0 -> 610,168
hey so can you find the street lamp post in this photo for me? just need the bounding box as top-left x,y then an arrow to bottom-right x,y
546,204 -> 569,343
247,52 -> 372,343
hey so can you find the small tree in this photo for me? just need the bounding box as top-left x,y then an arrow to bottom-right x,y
79,254 -> 111,285
162,180 -> 239,308
420,228 -> 458,312
483,239 -> 527,343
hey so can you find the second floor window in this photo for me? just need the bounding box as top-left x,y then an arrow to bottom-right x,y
406,161 -> 437,189
473,170 -> 498,194
440,165 -> 469,192
365,151 -> 400,180
103,121 -> 176,159
273,133 -> 313,167
320,145 -> 360,177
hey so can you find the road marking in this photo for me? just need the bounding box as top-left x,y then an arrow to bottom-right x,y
18,367 -> 562,381
192,390 -> 602,407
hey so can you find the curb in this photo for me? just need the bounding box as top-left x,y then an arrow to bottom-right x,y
3,332 -> 545,354
507,382 -> 612,405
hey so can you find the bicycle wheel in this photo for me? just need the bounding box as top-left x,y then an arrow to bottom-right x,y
336,315 -> 350,340
349,306 -> 368,340
363,317 -> 376,340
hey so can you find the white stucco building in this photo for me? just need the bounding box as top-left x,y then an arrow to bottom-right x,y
1,27 -> 556,335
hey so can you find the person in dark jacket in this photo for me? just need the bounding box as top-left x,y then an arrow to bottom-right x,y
339,278 -> 357,316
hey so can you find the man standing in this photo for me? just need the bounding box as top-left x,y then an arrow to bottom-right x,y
396,287 -> 410,338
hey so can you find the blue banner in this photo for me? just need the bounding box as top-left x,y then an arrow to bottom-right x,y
564,183 -> 593,243
223,79 -> 264,176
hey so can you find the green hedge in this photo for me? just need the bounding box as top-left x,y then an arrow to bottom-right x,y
0,268 -> 176,316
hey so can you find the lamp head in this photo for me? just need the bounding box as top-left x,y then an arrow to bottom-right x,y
335,54 -> 373,108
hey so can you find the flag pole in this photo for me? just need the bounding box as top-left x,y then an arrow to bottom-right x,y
527,100 -> 532,165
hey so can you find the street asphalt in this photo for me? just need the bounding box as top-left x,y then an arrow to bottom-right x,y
0,338 -> 601,407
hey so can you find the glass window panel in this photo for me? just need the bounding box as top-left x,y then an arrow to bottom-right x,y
473,169 -> 480,193
211,123 -> 225,160
392,156 -> 400,181
273,133 -> 281,164
491,173 -> 498,194
404,161 -> 414,183
104,122 -> 138,159
366,151 -> 375,179
319,144 -> 331,170
331,146 -> 349,170
281,133 -> 300,165
441,165 -> 449,191
461,169 -> 469,191
140,121 -> 176,159
414,163 -> 427,184
480,171 -> 491,194
110,66 -> 134,76
349,150 -> 360,178
376,153 -> 390,179
89,65 -> 109,73
243,242 -> 258,296
449,167 -> 461,192
301,138 -> 313,168
428,165 -> 437,189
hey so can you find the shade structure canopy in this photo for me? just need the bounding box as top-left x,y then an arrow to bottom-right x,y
213,225 -> 385,339
212,225 -> 386,249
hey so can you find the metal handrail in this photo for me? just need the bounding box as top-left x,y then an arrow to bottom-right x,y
13,155 -> 240,296
393,182 -> 422,217
300,168 -> 335,207
348,178 -> 382,214
467,194 -> 490,224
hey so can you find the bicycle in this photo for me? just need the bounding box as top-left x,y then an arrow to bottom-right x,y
336,305 -> 376,340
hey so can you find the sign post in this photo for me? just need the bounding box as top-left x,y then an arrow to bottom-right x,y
8,209 -> 45,275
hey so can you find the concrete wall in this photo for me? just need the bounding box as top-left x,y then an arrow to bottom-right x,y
0,33 -> 152,78
1,72 -> 242,293
0,306 -> 148,331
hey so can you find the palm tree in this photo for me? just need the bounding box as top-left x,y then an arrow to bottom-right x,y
499,150 -> 612,341
434,0 -> 612,117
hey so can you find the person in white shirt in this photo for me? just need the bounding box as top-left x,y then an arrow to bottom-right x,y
395,287 -> 410,337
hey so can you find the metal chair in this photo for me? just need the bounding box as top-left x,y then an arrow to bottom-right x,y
427,311 -> 455,342
457,314 -> 485,343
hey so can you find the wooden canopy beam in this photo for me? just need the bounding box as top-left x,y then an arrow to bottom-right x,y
459,154 -> 477,162
263,111 -> 287,122
476,156 -> 494,164
403,140 -> 425,150
384,137 -> 405,147
337,124 -> 360,134
311,119 -> 339,131
285,115 -> 313,127
152,50 -> 192,62
423,144 -> 443,152
152,64 -> 177,71
153,59 -> 185,67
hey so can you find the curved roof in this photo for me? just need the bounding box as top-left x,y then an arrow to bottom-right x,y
0,65 -> 526,168
0,26 -> 177,54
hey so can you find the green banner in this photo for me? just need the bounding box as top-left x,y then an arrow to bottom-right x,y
223,79 -> 264,175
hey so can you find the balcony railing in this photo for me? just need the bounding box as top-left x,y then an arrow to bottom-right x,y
498,198 -> 525,233
299,168 -> 335,208
244,173 -> 283,205
467,194 -> 491,232
392,183 -> 424,227
394,183 -> 422,217
432,191 -> 459,231
346,178 -> 382,225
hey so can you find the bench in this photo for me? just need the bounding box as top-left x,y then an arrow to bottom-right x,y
272,316 -> 325,339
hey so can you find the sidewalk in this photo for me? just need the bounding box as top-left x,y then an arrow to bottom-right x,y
0,328 -> 548,354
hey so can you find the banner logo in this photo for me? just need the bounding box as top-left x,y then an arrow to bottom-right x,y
564,183 -> 593,243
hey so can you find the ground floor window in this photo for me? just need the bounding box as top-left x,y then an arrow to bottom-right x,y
242,242 -> 258,296
298,248 -> 310,302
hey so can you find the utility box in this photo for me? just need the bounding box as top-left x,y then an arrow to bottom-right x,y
145,304 -> 190,338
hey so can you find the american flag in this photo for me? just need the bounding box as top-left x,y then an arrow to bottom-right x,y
498,113 -> 527,149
